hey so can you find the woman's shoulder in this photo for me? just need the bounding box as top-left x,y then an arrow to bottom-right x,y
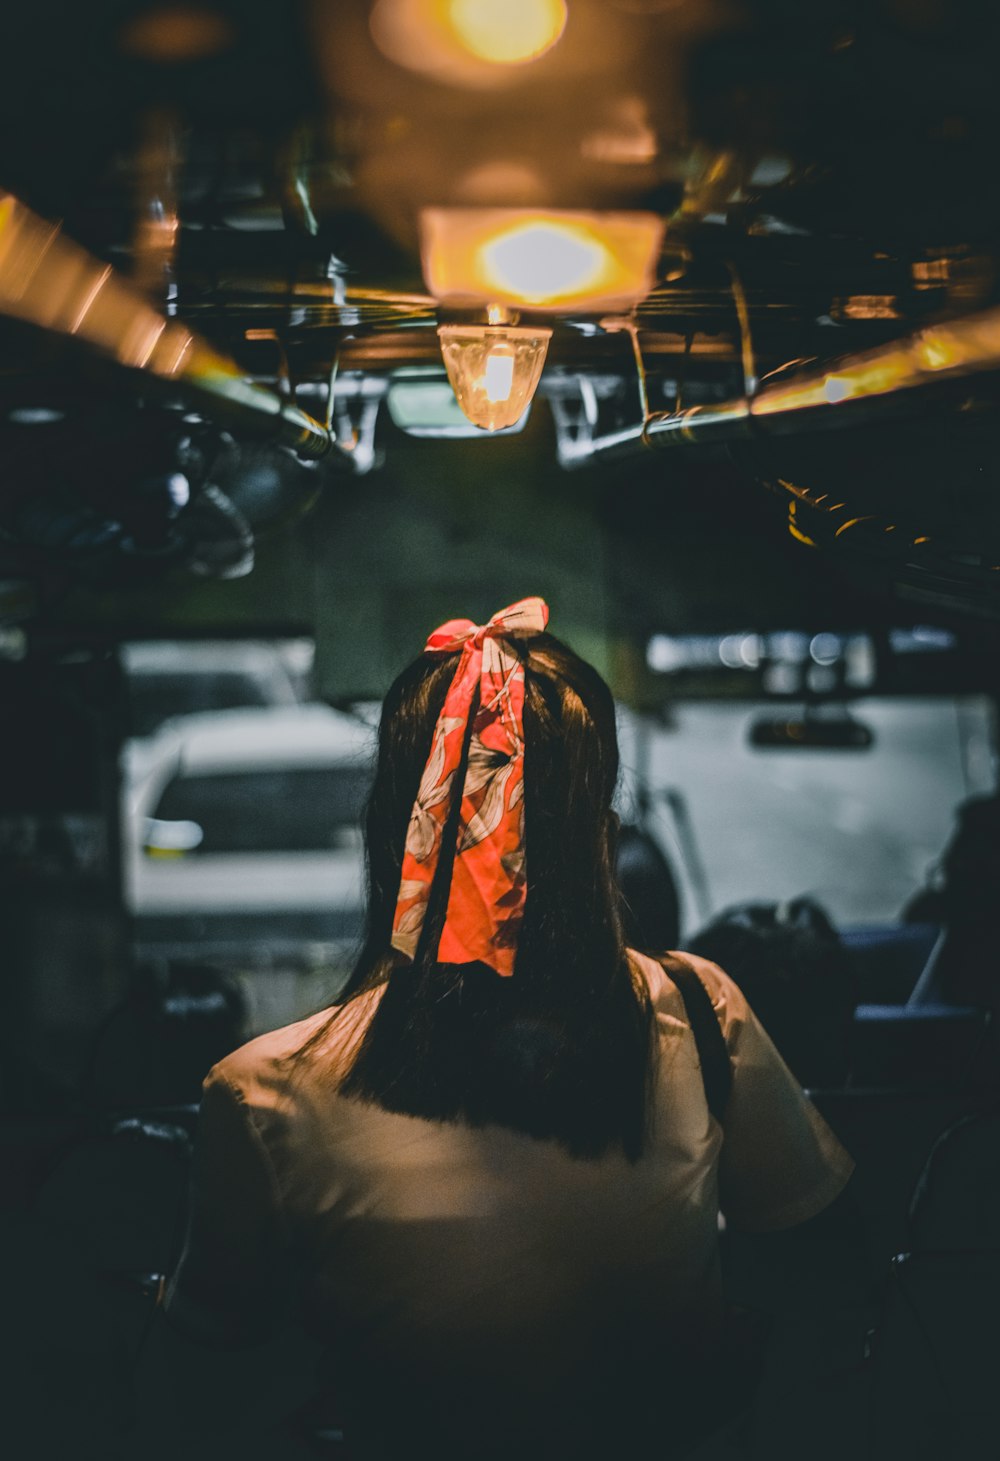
203,1007 -> 334,1107
628,947 -> 751,1034
208,986 -> 383,1098
213,1007 -> 333,1079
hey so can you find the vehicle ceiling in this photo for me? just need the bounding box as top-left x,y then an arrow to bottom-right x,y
3,1 -> 1000,697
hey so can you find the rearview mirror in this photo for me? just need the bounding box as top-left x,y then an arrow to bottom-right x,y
748,714 -> 874,750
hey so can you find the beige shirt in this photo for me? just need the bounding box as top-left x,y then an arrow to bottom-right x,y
167,951 -> 853,1455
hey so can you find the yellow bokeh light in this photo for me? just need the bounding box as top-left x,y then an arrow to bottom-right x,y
370,0 -> 567,84
918,331 -> 957,371
119,5 -> 235,62
447,0 -> 567,65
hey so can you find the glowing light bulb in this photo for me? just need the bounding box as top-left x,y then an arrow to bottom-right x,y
447,0 -> 567,65
482,347 -> 516,402
438,323 -> 552,430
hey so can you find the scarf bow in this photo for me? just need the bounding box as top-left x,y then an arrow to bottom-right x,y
391,596 -> 549,976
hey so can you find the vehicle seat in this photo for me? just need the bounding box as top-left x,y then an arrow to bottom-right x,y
839,923 -> 941,1005
866,1104 -> 1000,1461
848,1002 -> 992,1090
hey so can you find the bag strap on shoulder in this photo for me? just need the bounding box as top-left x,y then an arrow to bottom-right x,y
658,953 -> 732,1124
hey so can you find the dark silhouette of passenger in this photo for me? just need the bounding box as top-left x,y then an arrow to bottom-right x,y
903,793 -> 1000,1014
613,821 -> 682,952
87,960 -> 247,1108
687,898 -> 856,1088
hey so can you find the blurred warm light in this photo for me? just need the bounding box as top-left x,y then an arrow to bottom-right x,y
448,0 -> 567,64
119,5 -> 235,62
0,191 -> 330,457
917,331 -> 955,371
438,323 -> 551,430
370,0 -> 567,85
580,97 -> 658,166
453,160 -> 549,207
751,310 -> 1000,422
421,208 -> 665,311
484,224 -> 605,302
0,192 -> 188,371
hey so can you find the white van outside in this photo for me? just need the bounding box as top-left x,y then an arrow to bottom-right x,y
122,704 -> 374,1027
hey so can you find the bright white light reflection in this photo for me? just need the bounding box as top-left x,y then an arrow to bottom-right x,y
767,631 -> 810,663
482,223 -> 606,303
167,472 -> 191,509
483,349 -> 515,402
9,407 -> 64,424
739,634 -> 761,669
646,635 -> 684,674
810,632 -> 842,665
718,635 -> 744,670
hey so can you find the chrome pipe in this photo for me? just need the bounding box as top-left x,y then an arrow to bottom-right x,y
573,300 -> 1000,465
0,190 -> 335,461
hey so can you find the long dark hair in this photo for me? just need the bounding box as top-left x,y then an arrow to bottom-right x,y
312,632 -> 654,1161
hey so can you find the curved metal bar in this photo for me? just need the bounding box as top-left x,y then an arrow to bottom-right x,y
572,299 -> 1000,465
0,190 -> 336,461
726,259 -> 758,398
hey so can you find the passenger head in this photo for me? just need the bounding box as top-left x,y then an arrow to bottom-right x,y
364,638 -> 680,959
903,793 -> 1000,1009
687,898 -> 855,1088
931,793 -> 1000,929
336,626 -> 653,1160
614,824 -> 682,953
360,630 -> 622,979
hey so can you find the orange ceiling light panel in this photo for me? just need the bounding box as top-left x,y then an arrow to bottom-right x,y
420,208 -> 665,312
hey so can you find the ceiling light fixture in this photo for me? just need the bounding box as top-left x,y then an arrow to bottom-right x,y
421,207 -> 665,312
422,208 -> 664,430
437,313 -> 552,432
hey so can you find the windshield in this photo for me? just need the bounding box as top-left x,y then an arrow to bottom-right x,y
152,766 -> 369,854
128,672 -> 278,739
619,695 -> 996,933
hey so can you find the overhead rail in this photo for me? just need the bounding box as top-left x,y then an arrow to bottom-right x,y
0,191 -> 339,464
564,299 -> 1000,466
